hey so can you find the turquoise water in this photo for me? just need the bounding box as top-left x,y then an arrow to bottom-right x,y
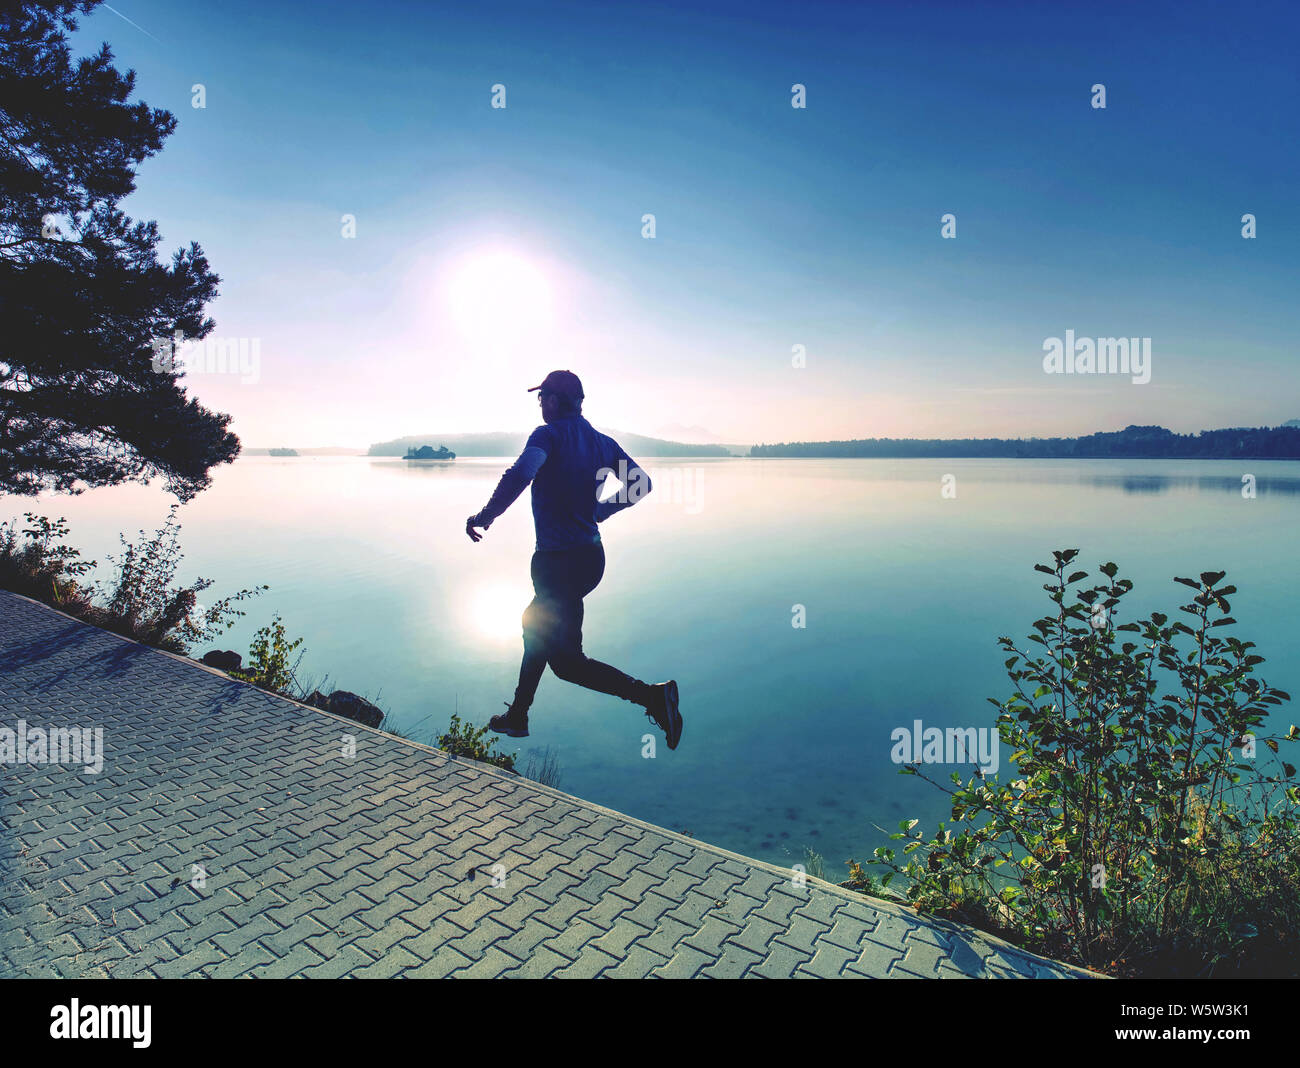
11,456 -> 1299,876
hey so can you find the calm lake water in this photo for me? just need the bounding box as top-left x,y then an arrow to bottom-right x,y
9,456 -> 1299,876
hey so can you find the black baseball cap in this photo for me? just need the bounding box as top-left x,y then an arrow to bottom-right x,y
527,370 -> 584,399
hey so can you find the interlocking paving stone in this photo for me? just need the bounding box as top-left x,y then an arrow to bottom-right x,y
498,945 -> 568,979
772,913 -> 837,954
494,916 -> 565,962
944,933 -> 989,978
630,913 -> 696,957
588,915 -> 652,958
552,944 -> 620,979
727,913 -> 784,957
605,943 -> 671,978
700,940 -> 764,979
0,591 -> 1100,979
844,938 -> 908,978
683,913 -> 743,958
895,936 -> 946,977
653,944 -> 715,978
751,939 -> 816,979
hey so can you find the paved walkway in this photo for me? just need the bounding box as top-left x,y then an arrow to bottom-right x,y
0,590 -> 1097,978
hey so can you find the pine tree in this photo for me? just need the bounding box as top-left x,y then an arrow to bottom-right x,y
0,0 -> 238,499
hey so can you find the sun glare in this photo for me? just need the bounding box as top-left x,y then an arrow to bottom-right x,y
444,250 -> 555,348
469,581 -> 530,641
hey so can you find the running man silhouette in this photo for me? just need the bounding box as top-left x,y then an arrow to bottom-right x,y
465,370 -> 683,749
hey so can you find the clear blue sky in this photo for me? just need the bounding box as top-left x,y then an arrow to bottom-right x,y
79,0 -> 1299,446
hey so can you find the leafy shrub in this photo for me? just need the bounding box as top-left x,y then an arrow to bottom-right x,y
229,615 -> 304,694
861,551 -> 1298,976
437,713 -> 516,773
0,514 -> 95,609
1,508 -> 263,653
94,504 -> 264,652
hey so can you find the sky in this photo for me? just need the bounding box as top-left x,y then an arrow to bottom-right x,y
75,0 -> 1299,448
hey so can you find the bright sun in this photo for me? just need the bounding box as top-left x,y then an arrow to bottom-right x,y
469,581 -> 530,641
444,250 -> 554,348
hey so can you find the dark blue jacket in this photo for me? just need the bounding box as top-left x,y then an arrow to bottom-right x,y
474,415 -> 652,551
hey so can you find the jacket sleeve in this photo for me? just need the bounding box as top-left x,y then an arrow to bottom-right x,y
472,428 -> 550,526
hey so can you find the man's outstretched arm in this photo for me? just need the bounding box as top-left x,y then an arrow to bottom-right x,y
465,443 -> 547,541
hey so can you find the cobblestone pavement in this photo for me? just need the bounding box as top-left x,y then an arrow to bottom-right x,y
0,590 -> 1100,978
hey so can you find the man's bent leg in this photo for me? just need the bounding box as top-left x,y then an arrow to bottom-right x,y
547,648 -> 652,706
542,545 -> 653,705
528,544 -> 681,746
544,588 -> 652,706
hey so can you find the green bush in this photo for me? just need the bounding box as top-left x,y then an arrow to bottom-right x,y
0,508 -> 264,653
229,615 -> 304,694
0,514 -> 95,609
437,713 -> 516,773
861,550 -> 1298,977
95,504 -> 264,651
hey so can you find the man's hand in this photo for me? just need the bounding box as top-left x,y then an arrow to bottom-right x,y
466,514 -> 490,542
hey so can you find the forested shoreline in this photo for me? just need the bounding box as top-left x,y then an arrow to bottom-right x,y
750,424 -> 1300,459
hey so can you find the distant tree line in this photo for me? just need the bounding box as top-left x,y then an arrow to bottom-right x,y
749,425 -> 1300,460
371,431 -> 730,458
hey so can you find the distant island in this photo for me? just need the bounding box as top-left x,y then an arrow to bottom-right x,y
371,430 -> 733,458
749,424 -> 1300,460
404,444 -> 456,460
267,447 -> 298,457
